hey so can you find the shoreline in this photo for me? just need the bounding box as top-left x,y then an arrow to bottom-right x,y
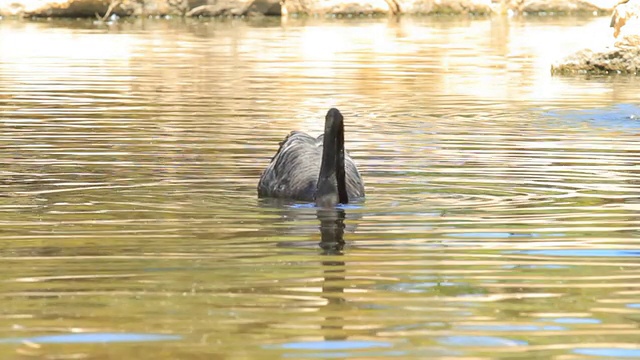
0,0 -> 617,19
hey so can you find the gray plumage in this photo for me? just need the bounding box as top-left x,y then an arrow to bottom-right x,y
258,108 -> 365,206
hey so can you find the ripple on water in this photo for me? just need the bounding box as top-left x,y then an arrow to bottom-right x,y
506,249 -> 640,257
574,348 -> 640,358
551,318 -> 601,324
547,103 -> 640,132
436,335 -> 527,347
264,340 -> 403,358
271,340 -> 393,350
0,333 -> 182,344
1,17 -> 640,360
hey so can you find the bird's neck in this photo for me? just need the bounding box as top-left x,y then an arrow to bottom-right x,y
316,129 -> 348,207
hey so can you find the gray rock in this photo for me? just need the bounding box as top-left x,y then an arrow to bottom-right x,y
0,0 -> 621,17
283,0 -> 391,15
185,0 -> 251,16
552,0 -> 640,75
246,0 -> 282,15
507,0 -> 615,15
403,0 -> 492,15
551,47 -> 640,75
23,0 -> 124,18
281,0 -> 492,15
4,0 -> 494,17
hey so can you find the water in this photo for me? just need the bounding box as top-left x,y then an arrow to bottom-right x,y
0,15 -> 639,359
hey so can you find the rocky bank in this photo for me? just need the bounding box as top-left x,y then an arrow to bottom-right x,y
552,0 -> 640,75
0,0 -> 619,18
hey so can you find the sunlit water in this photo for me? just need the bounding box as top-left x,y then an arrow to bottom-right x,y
0,15 -> 639,359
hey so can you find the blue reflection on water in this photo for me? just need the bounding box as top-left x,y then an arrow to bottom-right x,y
437,335 -> 527,347
267,340 -> 465,358
547,103 -> 640,131
288,203 -> 363,210
457,324 -> 565,331
266,340 -> 399,358
274,340 -> 393,350
574,348 -> 640,357
501,264 -> 568,270
505,249 -> 640,257
0,332 -> 182,344
446,232 -> 540,238
282,350 -> 406,358
552,318 -> 601,324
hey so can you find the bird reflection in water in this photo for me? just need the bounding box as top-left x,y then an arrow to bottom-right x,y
317,208 -> 347,255
316,207 -> 349,340
262,198 -> 362,252
260,201 -> 358,340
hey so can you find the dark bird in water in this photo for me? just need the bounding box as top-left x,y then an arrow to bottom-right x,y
258,108 -> 365,207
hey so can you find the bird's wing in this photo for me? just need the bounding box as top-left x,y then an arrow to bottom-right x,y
258,131 -> 323,201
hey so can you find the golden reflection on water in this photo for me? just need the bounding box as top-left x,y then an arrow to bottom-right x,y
0,17 -> 627,113
0,15 -> 639,360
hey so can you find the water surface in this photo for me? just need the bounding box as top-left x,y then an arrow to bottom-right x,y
1,15 -> 640,359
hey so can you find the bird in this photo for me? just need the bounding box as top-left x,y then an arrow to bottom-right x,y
257,108 -> 365,207
610,0 -> 634,38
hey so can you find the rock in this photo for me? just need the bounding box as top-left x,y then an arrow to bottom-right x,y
552,0 -> 640,75
4,0 -> 493,17
402,0 -> 492,15
4,0 -> 279,17
283,0 -> 491,15
0,0 -> 619,17
26,0 -> 120,17
506,0 -> 615,15
551,47 -> 640,74
283,0 -> 390,15
9,0 -> 164,17
245,0 -> 282,15
0,0 -> 28,15
1,0 -> 108,17
185,0 -> 282,16
185,0 -> 250,16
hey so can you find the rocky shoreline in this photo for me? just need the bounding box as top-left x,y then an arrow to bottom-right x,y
552,0 -> 640,75
0,0 -> 618,18
551,46 -> 640,75
2,0 -> 638,76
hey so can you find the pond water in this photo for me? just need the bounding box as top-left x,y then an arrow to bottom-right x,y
0,15 -> 639,359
